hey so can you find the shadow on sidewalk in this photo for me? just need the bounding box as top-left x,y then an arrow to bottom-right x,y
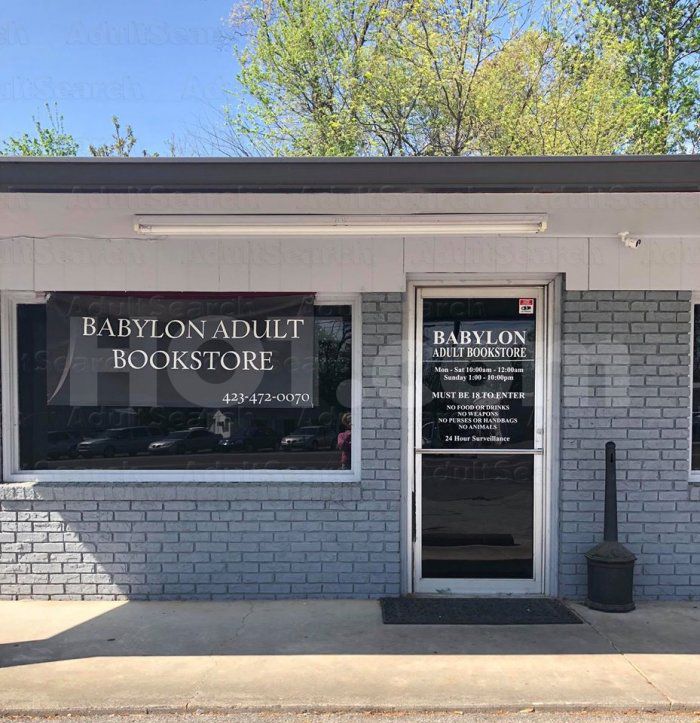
1,599 -> 699,669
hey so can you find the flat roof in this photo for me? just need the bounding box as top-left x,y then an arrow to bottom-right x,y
0,155 -> 698,194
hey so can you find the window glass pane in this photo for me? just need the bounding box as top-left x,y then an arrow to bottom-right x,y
422,297 -> 537,450
17,302 -> 353,471
421,454 -> 534,579
693,305 -> 700,470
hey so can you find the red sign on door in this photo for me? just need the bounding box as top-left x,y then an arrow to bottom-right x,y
519,298 -> 535,314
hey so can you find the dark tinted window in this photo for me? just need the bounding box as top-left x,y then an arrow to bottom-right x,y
104,429 -> 128,439
692,305 -> 700,471
17,302 -> 353,472
421,297 -> 536,450
421,454 -> 534,579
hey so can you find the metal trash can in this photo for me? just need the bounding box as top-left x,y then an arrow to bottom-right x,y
585,441 -> 636,612
585,541 -> 636,612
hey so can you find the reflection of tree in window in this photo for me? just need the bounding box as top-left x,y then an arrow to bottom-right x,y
316,313 -> 352,419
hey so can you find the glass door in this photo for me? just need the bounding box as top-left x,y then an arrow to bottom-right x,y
414,287 -> 546,595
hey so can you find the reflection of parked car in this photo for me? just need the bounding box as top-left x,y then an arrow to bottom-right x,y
149,428 -> 221,455
47,431 -> 80,460
219,427 -> 279,453
78,426 -> 159,458
280,426 -> 335,452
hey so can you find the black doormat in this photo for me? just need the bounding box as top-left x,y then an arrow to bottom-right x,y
380,597 -> 583,625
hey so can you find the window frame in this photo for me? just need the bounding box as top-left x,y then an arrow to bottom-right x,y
1,290 -> 362,484
690,294 -> 699,482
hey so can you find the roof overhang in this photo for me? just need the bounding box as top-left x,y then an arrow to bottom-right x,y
0,156 -> 698,194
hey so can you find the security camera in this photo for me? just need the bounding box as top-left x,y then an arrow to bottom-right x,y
619,231 -> 642,249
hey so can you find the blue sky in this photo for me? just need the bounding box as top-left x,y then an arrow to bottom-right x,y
0,0 -> 240,155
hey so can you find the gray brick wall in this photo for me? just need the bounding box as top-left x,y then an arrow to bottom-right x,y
560,291 -> 700,600
0,293 -> 404,600
3,288 -> 697,601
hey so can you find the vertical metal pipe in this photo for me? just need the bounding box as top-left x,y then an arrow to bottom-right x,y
603,441 -> 618,542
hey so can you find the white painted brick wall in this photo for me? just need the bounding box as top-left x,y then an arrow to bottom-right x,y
0,293 -> 403,600
560,291 -> 700,600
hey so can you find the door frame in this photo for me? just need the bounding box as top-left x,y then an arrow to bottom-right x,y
402,276 -> 561,597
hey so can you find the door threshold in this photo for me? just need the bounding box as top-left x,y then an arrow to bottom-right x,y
407,592 -> 550,599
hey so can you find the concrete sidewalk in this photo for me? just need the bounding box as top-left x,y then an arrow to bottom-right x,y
0,600 -> 698,714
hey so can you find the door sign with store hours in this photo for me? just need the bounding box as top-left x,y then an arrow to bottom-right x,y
421,297 -> 536,450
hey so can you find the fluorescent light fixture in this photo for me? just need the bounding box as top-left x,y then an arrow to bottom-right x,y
134,214 -> 547,237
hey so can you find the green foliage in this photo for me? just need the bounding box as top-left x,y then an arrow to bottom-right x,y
227,0 -> 377,155
586,0 -> 700,152
89,116 -> 159,157
224,0 -> 699,155
1,108 -> 162,158
473,27 -> 643,154
0,103 -> 79,156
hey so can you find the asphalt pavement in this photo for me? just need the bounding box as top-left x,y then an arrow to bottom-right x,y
1,711 -> 699,723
